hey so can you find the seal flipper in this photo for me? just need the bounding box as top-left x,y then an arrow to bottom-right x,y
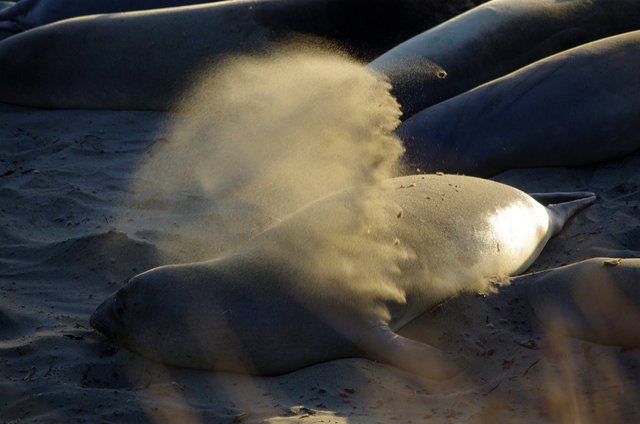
528,191 -> 596,206
357,321 -> 460,380
529,191 -> 596,235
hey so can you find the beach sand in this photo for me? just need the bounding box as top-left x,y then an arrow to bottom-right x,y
1,102 -> 639,423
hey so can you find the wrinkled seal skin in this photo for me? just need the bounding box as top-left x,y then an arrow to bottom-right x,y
368,0 -> 640,119
0,0 -> 219,36
396,30 -> 640,177
0,0 -> 476,110
91,175 -> 595,378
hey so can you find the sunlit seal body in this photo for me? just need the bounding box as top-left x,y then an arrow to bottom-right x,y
0,0 -> 471,110
369,0 -> 640,118
397,30 -> 640,177
91,175 -> 595,378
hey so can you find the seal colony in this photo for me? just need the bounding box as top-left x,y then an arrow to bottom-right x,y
368,0 -> 640,118
0,0 -> 638,383
91,174 -> 596,378
0,0 -> 639,175
397,30 -> 640,177
0,0 -> 480,110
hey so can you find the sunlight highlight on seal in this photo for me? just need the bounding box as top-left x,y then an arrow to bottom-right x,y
486,201 -> 549,271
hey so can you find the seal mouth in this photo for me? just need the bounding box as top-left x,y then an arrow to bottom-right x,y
90,295 -> 119,340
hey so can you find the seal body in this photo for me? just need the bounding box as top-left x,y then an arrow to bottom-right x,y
369,0 -> 640,118
0,0 -> 470,110
527,258 -> 640,348
0,0 -> 219,36
0,2 -> 272,110
397,30 -> 640,177
91,175 -> 595,377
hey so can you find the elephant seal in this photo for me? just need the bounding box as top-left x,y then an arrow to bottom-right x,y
526,258 -> 640,348
397,30 -> 640,177
368,0 -> 640,119
0,0 -> 478,110
0,0 -> 219,37
91,174 -> 595,378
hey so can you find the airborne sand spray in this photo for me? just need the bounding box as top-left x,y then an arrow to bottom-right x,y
125,46 -> 410,295
155,46 -> 403,212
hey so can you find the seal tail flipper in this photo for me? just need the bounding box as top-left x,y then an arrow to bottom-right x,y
529,191 -> 596,235
359,322 -> 460,380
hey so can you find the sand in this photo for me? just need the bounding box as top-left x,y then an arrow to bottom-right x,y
1,101 -> 640,424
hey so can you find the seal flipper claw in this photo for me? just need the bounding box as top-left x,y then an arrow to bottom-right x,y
360,322 -> 459,380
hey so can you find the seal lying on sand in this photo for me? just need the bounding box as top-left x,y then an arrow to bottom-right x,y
0,0 -> 474,110
397,30 -> 640,177
399,257 -> 640,364
369,0 -> 640,118
526,258 -> 640,348
91,174 -> 595,379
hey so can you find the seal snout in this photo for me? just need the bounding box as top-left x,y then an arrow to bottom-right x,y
90,293 -> 122,340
